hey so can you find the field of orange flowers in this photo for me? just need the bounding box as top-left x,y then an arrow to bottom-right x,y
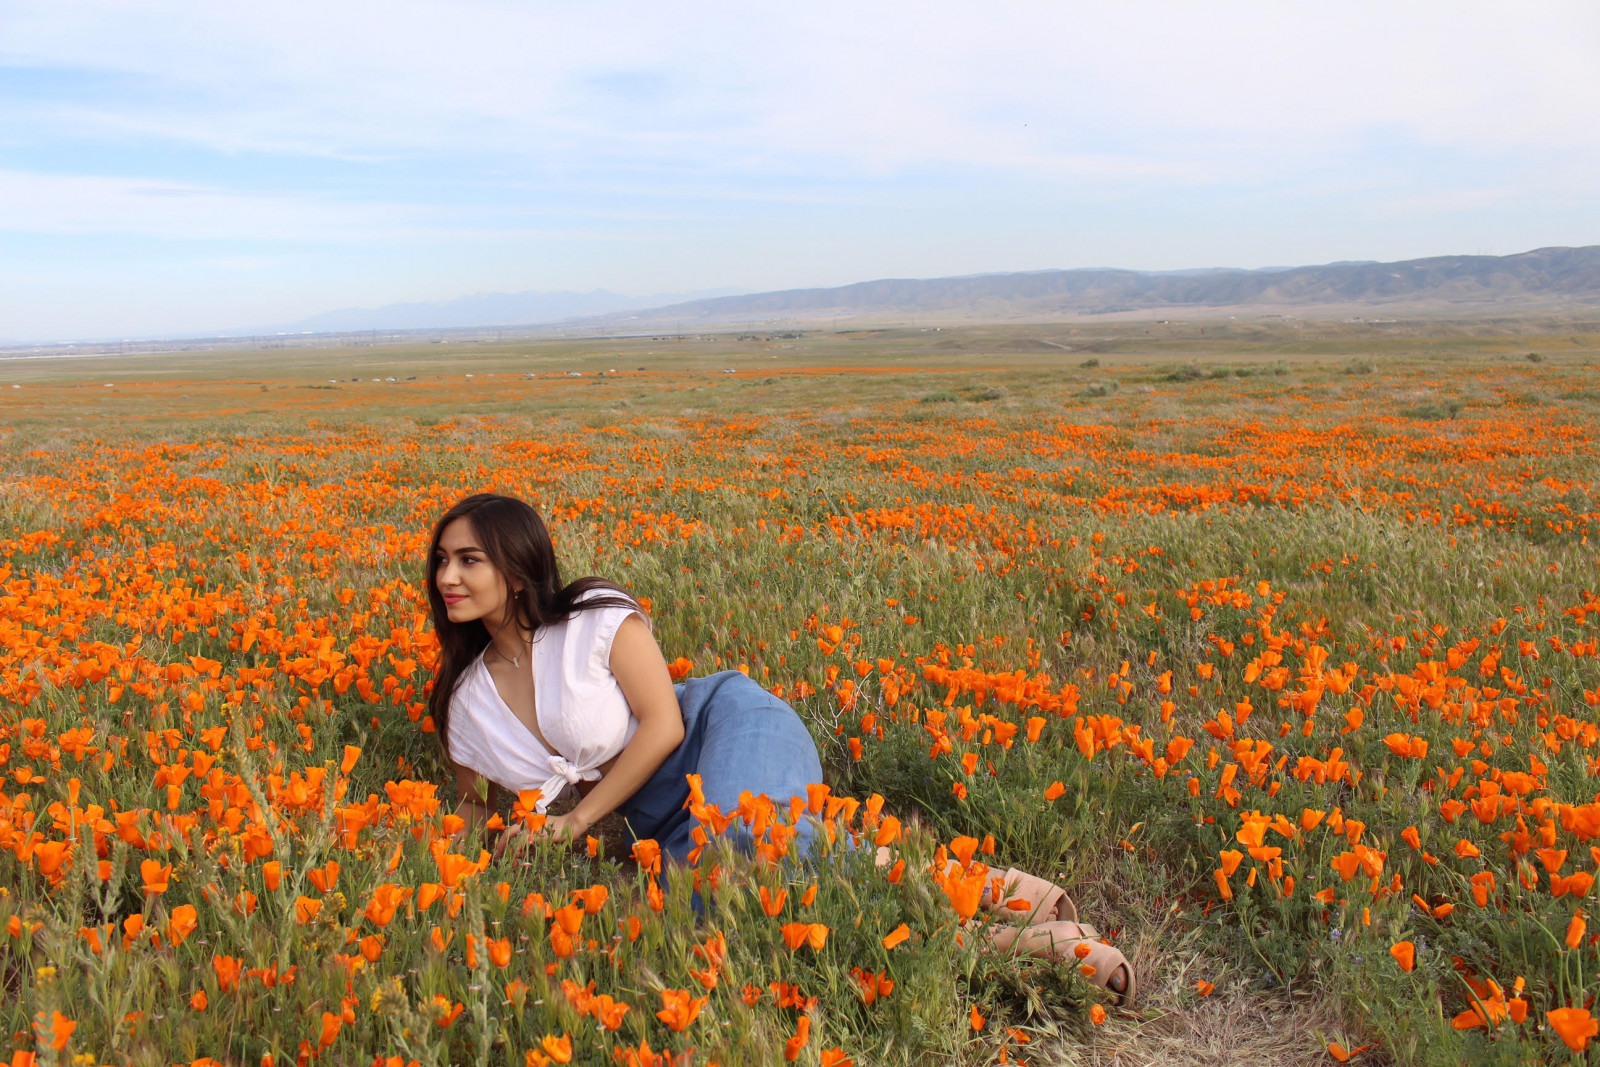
1,345 -> 1598,1066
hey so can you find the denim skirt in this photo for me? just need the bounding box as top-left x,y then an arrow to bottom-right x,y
618,671 -> 823,863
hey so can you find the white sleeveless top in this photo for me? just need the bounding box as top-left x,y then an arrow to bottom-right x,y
447,591 -> 648,813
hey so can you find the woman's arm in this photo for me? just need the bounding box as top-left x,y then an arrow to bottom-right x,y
545,613 -> 685,841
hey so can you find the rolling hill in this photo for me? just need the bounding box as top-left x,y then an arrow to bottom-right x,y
584,245 -> 1600,328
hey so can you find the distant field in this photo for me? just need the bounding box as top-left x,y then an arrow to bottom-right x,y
4,315 -> 1598,386
1,322 -> 1598,1066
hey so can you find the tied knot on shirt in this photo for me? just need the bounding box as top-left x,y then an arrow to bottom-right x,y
549,756 -> 600,787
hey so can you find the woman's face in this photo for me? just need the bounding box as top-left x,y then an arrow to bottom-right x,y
434,517 -> 516,627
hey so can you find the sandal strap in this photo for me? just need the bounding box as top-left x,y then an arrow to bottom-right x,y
991,867 -> 1077,925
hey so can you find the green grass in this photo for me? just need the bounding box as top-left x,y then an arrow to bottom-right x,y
0,320 -> 1597,1065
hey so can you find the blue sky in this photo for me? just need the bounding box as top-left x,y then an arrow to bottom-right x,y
2,1 -> 1598,341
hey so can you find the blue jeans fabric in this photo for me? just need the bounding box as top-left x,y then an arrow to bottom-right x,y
618,670 -> 823,863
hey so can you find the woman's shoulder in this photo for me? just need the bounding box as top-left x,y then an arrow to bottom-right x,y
571,589 -> 648,635
571,584 -> 639,609
539,589 -> 648,676
541,586 -> 646,639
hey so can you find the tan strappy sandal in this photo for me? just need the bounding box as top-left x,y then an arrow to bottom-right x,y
878,848 -> 1080,925
987,922 -> 1137,1007
984,867 -> 1079,925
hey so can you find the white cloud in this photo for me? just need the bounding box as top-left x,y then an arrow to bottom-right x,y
2,1 -> 1598,340
0,170 -> 415,239
4,1 -> 1596,174
0,169 -> 721,241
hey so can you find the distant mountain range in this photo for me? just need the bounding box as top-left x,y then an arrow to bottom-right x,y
278,287 -> 747,333
288,246 -> 1600,336
191,244 -> 1600,343
572,245 -> 1600,328
13,246 -> 1594,352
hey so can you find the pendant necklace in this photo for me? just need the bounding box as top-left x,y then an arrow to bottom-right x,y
496,592 -> 528,668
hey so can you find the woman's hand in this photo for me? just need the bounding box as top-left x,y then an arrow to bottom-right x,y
495,811 -> 589,860
493,822 -> 529,860
538,811 -> 590,845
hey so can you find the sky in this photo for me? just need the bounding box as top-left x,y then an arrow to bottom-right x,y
3,1 -> 1599,342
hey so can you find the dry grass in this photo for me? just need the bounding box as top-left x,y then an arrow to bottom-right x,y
990,775 -> 1376,1067
1059,988 -> 1352,1067
1015,839 -> 1365,1067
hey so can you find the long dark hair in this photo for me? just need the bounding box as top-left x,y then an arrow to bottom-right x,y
424,493 -> 637,757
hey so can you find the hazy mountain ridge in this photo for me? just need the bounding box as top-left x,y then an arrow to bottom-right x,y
587,245 -> 1600,326
114,245 -> 1600,346
282,287 -> 747,333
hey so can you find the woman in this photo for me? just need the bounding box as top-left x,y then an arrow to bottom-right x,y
426,493 -> 823,862
425,492 -> 1135,1004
